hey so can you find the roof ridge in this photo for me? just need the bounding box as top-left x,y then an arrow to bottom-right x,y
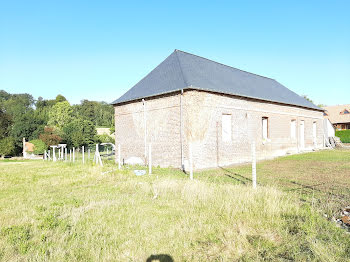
174,49 -> 275,81
174,50 -> 188,88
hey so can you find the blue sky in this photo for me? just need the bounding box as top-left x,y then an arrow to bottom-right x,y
0,0 -> 349,105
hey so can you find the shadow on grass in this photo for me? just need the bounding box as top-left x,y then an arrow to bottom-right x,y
219,167 -> 252,185
146,254 -> 174,262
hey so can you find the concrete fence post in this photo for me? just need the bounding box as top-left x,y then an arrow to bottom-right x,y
118,144 -> 121,170
95,144 -> 98,164
189,143 -> 193,180
88,149 -> 90,160
149,143 -> 152,175
52,147 -> 57,162
44,150 -> 47,161
65,148 -> 67,162
73,147 -> 75,163
82,146 -> 85,164
251,140 -> 257,189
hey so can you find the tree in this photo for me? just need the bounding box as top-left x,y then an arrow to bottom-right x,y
0,108 -> 12,139
39,127 -> 62,146
302,95 -> 314,104
10,110 -> 46,152
55,94 -> 67,103
0,137 -> 15,157
74,100 -> 114,127
48,101 -> 73,131
62,119 -> 97,148
2,93 -> 34,119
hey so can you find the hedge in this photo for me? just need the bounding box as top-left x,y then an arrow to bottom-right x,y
29,139 -> 47,155
335,130 -> 350,143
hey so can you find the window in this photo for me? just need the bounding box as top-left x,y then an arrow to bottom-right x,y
262,117 -> 269,140
290,120 -> 296,139
222,114 -> 232,142
340,109 -> 350,115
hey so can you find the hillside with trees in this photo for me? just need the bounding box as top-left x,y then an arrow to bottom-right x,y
0,90 -> 114,157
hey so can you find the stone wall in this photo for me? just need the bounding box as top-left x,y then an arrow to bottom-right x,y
114,89 -> 324,170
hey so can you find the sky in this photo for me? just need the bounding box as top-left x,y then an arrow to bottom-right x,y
0,0 -> 349,106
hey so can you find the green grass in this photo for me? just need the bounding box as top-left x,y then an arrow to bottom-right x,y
336,130 -> 350,143
0,150 -> 349,261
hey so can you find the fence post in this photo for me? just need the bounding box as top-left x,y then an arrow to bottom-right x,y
65,148 -> 67,161
95,144 -> 98,164
88,149 -> 90,160
189,143 -> 193,180
82,146 -> 85,164
118,144 -> 121,170
251,140 -> 257,189
149,143 -> 152,175
44,150 -> 47,161
73,147 -> 75,163
69,149 -> 71,162
52,146 -> 57,162
95,144 -> 103,166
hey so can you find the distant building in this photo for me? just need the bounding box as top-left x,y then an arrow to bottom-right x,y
96,127 -> 115,138
112,50 -> 324,170
322,105 -> 350,130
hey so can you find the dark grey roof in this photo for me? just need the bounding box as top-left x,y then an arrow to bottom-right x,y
112,50 -> 321,111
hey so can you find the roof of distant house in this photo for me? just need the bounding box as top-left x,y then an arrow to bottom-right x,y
322,104 -> 350,124
112,50 -> 321,111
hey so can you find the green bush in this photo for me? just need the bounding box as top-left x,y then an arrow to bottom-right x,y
335,130 -> 350,143
29,139 -> 47,155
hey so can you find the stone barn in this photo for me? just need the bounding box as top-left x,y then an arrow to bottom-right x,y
112,50 -> 324,170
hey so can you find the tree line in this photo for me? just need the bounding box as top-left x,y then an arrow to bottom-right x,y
0,90 -> 115,157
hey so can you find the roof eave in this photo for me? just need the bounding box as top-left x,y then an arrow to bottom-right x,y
112,86 -> 323,112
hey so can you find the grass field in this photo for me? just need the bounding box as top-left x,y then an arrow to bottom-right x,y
0,150 -> 350,261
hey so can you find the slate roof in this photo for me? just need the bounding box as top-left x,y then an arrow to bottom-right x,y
112,50 -> 321,111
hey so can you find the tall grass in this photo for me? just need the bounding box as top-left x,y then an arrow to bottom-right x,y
0,160 -> 349,261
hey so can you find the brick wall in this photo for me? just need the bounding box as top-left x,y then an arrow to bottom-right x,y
115,93 -> 182,168
114,89 -> 324,170
184,90 -> 324,169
